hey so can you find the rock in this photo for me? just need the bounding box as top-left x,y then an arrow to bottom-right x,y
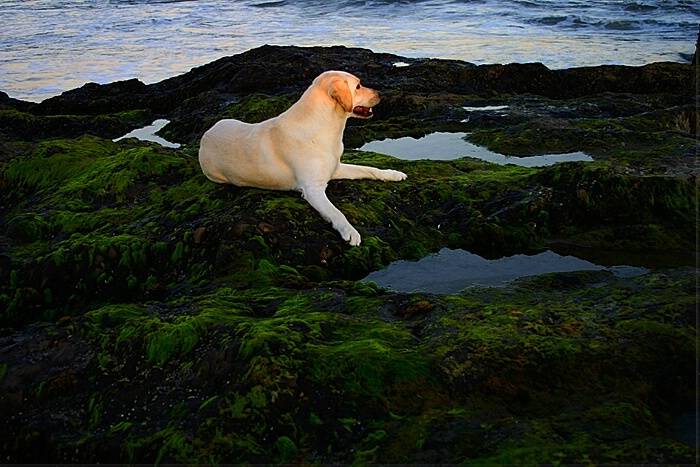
0,46 -> 696,464
192,226 -> 207,244
1,45 -> 695,146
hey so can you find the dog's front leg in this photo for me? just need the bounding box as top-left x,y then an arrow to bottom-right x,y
300,185 -> 361,246
333,163 -> 406,182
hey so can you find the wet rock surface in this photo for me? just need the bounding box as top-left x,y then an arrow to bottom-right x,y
0,46 -> 697,464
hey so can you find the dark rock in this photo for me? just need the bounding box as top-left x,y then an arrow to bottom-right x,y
0,46 -> 696,465
34,78 -> 150,116
1,45 -> 694,145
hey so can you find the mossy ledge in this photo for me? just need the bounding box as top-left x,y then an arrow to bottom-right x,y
0,46 -> 696,464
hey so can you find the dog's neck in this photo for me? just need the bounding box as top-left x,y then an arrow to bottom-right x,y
282,87 -> 350,140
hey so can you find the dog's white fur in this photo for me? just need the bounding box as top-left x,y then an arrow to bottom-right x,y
198,70 -> 407,246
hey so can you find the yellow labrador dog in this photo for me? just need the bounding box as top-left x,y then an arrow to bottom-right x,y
198,70 -> 407,246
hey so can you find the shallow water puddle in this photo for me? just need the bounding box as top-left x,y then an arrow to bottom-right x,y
363,248 -> 648,295
359,132 -> 592,166
114,119 -> 180,148
462,105 -> 510,112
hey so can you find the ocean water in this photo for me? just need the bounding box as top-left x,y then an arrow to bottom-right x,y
1,0 -> 698,102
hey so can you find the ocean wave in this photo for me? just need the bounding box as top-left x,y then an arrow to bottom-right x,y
109,0 -> 199,4
624,2 -> 658,12
251,0 -> 288,8
528,14 -> 692,33
1,0 -> 697,101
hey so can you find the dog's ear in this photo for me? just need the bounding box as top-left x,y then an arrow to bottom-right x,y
328,77 -> 353,113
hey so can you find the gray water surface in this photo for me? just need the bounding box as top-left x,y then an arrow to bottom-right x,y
363,248 -> 648,295
114,119 -> 180,148
359,132 -> 592,166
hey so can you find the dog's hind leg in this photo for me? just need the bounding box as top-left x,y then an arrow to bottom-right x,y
332,163 -> 406,182
300,185 -> 362,246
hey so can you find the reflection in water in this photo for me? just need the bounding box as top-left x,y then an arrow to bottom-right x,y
114,119 -> 180,148
363,248 -> 649,295
359,132 -> 592,166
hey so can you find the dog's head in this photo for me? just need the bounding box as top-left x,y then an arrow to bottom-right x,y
317,71 -> 381,118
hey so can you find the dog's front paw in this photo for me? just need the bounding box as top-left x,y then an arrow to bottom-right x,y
381,169 -> 407,182
338,224 -> 362,246
348,232 -> 361,246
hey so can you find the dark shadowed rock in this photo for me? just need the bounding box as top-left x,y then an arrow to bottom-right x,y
1,45 -> 694,145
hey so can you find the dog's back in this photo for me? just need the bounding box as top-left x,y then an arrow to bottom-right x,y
199,118 -> 296,190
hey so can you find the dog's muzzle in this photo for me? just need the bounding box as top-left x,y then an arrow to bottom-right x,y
352,106 -> 373,118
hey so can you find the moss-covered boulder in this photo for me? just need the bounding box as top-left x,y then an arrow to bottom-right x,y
0,46 -> 696,464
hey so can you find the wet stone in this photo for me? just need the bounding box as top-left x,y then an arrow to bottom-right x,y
0,45 -> 696,464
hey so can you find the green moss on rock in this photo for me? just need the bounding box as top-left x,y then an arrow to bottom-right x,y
0,80 -> 696,464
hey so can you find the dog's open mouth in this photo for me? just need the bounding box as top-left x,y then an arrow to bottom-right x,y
353,106 -> 373,118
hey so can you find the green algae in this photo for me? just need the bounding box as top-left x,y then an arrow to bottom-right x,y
0,134 -> 694,329
534,162 -> 697,252
3,137 -> 199,239
0,122 -> 696,464
4,136 -> 119,191
465,107 -> 699,177
79,275 -> 694,463
0,108 -> 152,141
3,278 -> 697,467
221,94 -> 296,124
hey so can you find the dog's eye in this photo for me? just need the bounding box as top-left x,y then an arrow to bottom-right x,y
356,83 -> 361,90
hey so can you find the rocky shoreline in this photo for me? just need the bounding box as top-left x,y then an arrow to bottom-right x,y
0,45 -> 697,464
